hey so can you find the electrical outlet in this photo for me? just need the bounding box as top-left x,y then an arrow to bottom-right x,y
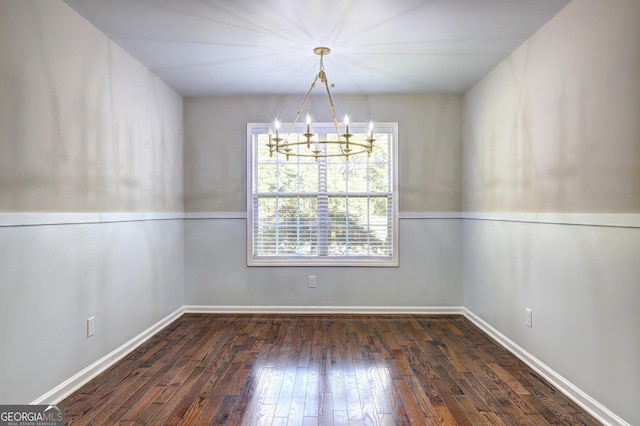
87,316 -> 95,337
308,276 -> 316,288
526,308 -> 532,328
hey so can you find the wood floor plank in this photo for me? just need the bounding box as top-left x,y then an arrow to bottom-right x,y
304,380 -> 320,417
393,377 -> 433,423
344,374 -> 362,420
330,371 -> 348,413
403,375 -> 439,419
318,391 -> 334,425
186,355 -> 243,425
274,366 -> 297,418
61,314 -> 601,425
86,328 -> 199,425
432,378 -> 474,426
293,367 -> 309,399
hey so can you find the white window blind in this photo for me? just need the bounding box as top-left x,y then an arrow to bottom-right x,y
247,122 -> 398,266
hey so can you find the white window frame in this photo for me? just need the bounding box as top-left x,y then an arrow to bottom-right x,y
247,122 -> 399,267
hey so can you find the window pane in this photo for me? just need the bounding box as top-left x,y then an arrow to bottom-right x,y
298,197 -> 318,254
348,197 -> 368,221
327,197 -> 346,255
256,198 -> 277,255
369,165 -> 389,192
370,196 -> 390,251
346,197 -> 370,255
326,163 -> 347,192
370,135 -> 390,163
347,162 -> 368,193
257,165 -> 277,192
298,164 -> 318,192
255,196 -> 320,256
275,197 -> 298,254
256,134 -> 276,162
278,164 -> 299,192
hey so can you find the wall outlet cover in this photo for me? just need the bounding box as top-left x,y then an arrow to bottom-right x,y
87,316 -> 95,337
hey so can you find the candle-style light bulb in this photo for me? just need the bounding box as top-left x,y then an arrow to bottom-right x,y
274,119 -> 280,130
306,114 -> 311,134
344,115 -> 350,134
368,121 -> 374,138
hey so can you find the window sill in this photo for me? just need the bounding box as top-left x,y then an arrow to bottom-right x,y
247,256 -> 398,267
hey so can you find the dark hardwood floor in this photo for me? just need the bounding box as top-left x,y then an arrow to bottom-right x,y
61,314 -> 600,425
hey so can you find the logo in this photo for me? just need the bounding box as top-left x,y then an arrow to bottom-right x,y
0,405 -> 64,426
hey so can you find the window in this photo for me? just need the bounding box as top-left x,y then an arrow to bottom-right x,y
247,122 -> 398,266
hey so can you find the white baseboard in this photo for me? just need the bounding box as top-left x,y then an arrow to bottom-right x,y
462,308 -> 630,426
31,307 -> 185,405
183,305 -> 464,315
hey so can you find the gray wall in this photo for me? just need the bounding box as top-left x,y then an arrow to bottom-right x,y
184,94 -> 463,213
185,217 -> 462,308
0,0 -> 184,212
0,219 -> 184,403
0,1 -> 184,403
462,0 -> 640,424
183,94 -> 464,308
463,219 -> 640,425
463,0 -> 640,214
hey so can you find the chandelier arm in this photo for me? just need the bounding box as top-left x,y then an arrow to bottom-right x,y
281,140 -> 371,150
283,74 -> 320,143
273,146 -> 371,159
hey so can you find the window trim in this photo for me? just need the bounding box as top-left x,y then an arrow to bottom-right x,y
246,122 -> 399,267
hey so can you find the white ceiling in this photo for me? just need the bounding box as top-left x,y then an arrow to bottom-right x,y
63,0 -> 571,97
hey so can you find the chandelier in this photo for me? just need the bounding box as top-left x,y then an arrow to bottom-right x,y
268,47 -> 375,160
